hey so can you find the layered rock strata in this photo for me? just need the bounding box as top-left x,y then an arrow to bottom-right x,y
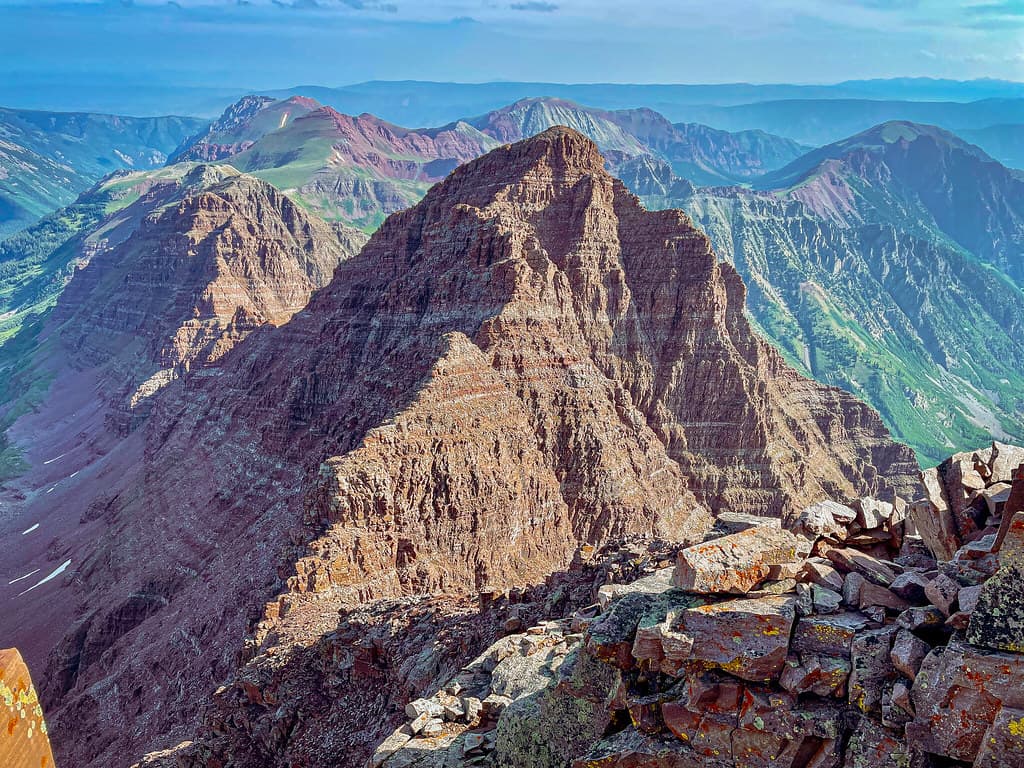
16,128 -> 917,768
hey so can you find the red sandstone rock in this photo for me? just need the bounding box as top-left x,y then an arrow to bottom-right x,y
673,527 -> 806,594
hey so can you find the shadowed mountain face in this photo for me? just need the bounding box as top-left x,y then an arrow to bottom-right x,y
0,107 -> 206,237
0,165 -> 366,688
0,128 -> 916,768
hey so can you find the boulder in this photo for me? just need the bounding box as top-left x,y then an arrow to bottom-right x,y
811,585 -> 842,614
656,595 -> 797,682
910,470 -> 959,561
957,583 -> 983,614
889,629 -> 929,681
856,582 -> 908,613
798,559 -> 845,592
795,501 -> 854,539
824,548 -> 898,587
854,498 -> 894,530
848,626 -> 898,714
966,563 -> 1024,653
779,654 -> 850,697
888,571 -> 930,604
978,482 -> 1012,517
791,613 -> 873,658
990,442 -> 1024,483
673,527 -> 807,595
973,705 -> 1024,768
923,573 -> 960,616
909,641 -> 1024,763
845,717 -> 910,768
0,649 -> 56,768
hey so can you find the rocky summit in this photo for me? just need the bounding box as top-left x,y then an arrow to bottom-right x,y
6,127 -> 920,768
358,446 -> 1024,768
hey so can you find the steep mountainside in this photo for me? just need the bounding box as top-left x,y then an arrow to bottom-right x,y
0,164 -> 365,665
469,97 -> 807,185
0,129 -> 916,768
169,95 -> 319,163
0,107 -> 206,236
755,121 -> 1024,282
226,105 -> 499,230
656,122 -> 1024,462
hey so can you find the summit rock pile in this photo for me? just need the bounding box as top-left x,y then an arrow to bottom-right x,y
371,446 -> 1024,768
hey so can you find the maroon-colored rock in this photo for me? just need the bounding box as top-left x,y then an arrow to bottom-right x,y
661,595 -> 797,682
857,582 -> 909,613
889,629 -> 929,681
791,613 -> 873,658
847,626 -> 898,715
824,549 -> 898,587
910,469 -> 960,561
924,573 -> 960,616
779,654 -> 849,697
909,641 -> 1024,763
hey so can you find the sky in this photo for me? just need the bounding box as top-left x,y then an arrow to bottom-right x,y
0,0 -> 1022,91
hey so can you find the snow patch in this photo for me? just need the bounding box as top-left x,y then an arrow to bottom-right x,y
8,568 -> 40,585
18,559 -> 71,596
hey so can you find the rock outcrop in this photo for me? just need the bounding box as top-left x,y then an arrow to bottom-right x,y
0,648 -> 56,768
8,128 -> 918,768
368,447 -> 1024,768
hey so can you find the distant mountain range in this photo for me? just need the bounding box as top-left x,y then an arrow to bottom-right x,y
4,77 -> 1024,121
0,108 -> 205,237
2,90 -> 1023,466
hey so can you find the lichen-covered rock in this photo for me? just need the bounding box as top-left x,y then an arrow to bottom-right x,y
908,641 -> 1024,762
966,563 -> 1024,652
0,649 -> 55,768
659,595 -> 797,682
673,528 -> 807,595
791,613 -> 873,658
493,685 -> 610,768
847,626 -> 898,715
973,705 -> 1024,768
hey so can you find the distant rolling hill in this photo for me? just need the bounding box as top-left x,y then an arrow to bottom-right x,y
189,94 -> 807,227
0,108 -> 206,237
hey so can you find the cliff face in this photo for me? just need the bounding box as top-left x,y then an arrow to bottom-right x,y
0,165 -> 366,730
50,166 -> 367,415
10,128 -> 920,768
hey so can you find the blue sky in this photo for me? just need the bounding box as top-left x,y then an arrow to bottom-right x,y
0,0 -> 1022,88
